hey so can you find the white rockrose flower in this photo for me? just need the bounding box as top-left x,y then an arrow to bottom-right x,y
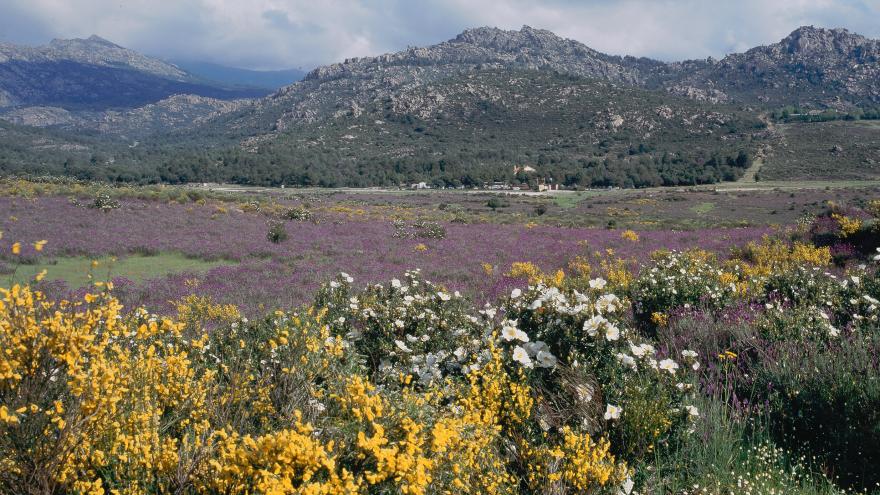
394,340 -> 412,353
659,358 -> 679,374
631,343 -> 655,357
583,315 -> 606,337
575,384 -> 593,403
616,353 -> 637,369
536,350 -> 557,368
605,324 -> 620,341
512,345 -> 533,368
618,476 -> 635,495
604,403 -> 622,420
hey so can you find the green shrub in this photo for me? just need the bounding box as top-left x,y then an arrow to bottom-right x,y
266,220 -> 288,243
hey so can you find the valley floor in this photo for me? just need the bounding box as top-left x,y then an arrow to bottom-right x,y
0,178 -> 878,494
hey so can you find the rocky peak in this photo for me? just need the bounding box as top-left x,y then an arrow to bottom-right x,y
302,25 -> 643,86
86,35 -> 119,46
454,25 -> 565,50
49,35 -> 122,50
781,26 -> 871,57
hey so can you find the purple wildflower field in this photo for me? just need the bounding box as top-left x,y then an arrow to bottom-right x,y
0,196 -> 771,315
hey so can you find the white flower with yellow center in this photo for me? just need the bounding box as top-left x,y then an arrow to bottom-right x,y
583,315 -> 606,337
605,324 -> 620,341
658,358 -> 679,374
604,403 -> 622,420
512,345 -> 533,368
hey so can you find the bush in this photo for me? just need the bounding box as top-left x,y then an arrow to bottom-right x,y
750,332 -> 880,489
89,192 -> 120,211
629,250 -> 738,326
282,206 -> 312,221
487,197 -> 507,210
266,220 -> 288,243
392,220 -> 447,239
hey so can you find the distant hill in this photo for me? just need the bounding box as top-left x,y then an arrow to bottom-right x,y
0,35 -> 267,111
169,60 -> 305,90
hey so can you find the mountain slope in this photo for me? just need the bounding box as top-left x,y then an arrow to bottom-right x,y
0,35 -> 188,80
0,25 -> 877,186
0,36 -> 267,110
170,68 -> 762,187
220,25 -> 878,143
652,26 -> 880,109
0,94 -> 252,139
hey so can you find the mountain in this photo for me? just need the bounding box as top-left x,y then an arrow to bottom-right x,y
213,25 -> 878,141
652,26 -> 880,109
0,94 -> 251,139
170,60 -> 306,90
0,35 -> 268,110
0,25 -> 877,187
0,35 -> 188,80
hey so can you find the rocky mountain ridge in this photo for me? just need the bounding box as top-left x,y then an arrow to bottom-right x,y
0,94 -> 251,138
654,26 -> 880,108
0,25 -> 877,188
0,35 -> 189,80
0,35 -> 267,111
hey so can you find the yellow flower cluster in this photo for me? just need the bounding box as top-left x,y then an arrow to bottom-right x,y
739,236 -> 831,280
209,414 -> 359,494
0,284 -> 215,494
524,427 -> 628,492
620,230 -> 640,242
1,279 -> 629,494
831,213 -> 862,237
600,257 -> 634,290
506,262 -> 565,287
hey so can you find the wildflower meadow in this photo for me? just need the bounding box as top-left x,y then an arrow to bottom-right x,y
1,179 -> 879,494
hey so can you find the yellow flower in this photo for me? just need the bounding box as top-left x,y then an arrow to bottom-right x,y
621,230 -> 640,242
718,350 -> 737,360
33,240 -> 47,252
35,270 -> 47,282
650,312 -> 669,327
11,242 -> 20,255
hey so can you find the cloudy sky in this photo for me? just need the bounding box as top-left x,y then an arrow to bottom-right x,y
1,0 -> 878,70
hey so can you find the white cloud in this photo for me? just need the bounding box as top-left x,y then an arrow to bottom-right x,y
0,0 -> 877,69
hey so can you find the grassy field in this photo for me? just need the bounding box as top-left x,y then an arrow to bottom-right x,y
6,253 -> 234,288
760,120 -> 880,181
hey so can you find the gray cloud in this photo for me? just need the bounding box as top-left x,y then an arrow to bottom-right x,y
0,0 -> 878,70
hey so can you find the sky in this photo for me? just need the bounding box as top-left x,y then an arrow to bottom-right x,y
1,0 -> 879,71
